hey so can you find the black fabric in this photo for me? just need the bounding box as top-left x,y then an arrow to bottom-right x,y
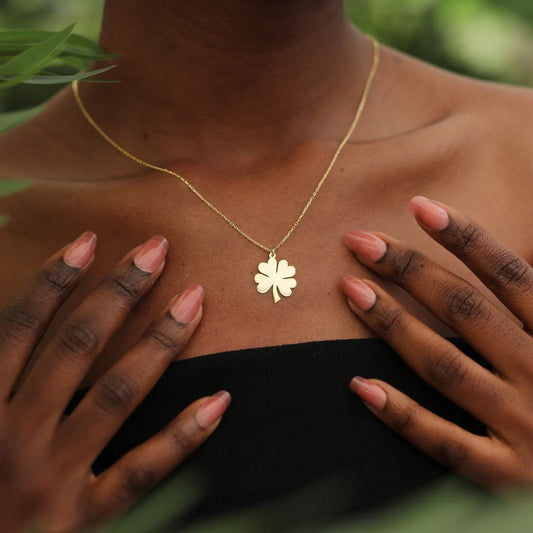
76,338 -> 486,524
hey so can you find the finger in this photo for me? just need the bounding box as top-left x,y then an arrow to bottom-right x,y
349,377 -> 518,487
344,230 -> 532,379
58,285 -> 204,464
409,196 -> 533,330
340,276 -> 524,435
0,232 -> 96,401
13,235 -> 169,419
86,392 -> 230,523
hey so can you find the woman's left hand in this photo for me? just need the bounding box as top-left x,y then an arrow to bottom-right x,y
340,196 -> 533,488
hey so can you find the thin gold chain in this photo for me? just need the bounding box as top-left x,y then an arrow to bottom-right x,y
72,37 -> 380,256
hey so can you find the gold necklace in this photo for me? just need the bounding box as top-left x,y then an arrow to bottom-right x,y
72,37 -> 380,303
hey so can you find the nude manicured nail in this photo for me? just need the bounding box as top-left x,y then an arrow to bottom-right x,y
195,390 -> 232,428
350,377 -> 387,411
341,275 -> 376,311
345,230 -> 387,262
133,235 -> 169,273
170,285 -> 204,323
409,196 -> 449,231
63,231 -> 97,268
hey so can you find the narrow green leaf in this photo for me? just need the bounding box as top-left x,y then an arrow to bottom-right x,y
0,106 -> 45,133
0,45 -> 116,62
0,24 -> 75,88
3,65 -> 117,85
60,32 -> 109,56
0,29 -> 97,51
58,49 -> 117,61
0,43 -> 37,53
0,214 -> 9,228
0,180 -> 32,196
0,30 -> 115,60
0,29 -> 61,43
0,25 -> 75,75
43,55 -> 88,71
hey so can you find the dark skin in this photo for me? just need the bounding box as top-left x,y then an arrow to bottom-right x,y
0,234 -> 231,532
1,0 -> 533,529
343,197 -> 533,486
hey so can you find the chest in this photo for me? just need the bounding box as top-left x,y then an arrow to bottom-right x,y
0,133 -> 530,382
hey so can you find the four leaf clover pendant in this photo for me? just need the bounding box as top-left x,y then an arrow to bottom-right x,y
254,252 -> 297,303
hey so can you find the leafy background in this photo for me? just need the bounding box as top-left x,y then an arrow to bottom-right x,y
1,0 -> 533,115
2,0 -> 533,531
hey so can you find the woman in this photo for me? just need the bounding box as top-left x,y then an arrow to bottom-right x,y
1,0 -> 533,530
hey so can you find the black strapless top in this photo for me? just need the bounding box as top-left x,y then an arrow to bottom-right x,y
87,338 -> 485,526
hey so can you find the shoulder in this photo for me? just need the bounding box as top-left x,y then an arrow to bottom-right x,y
380,42 -> 533,128
375,43 -> 533,176
0,84 -> 126,182
364,45 -> 533,259
450,78 -> 533,202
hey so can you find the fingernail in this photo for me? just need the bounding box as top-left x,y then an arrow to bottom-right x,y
345,230 -> 387,262
341,275 -> 376,311
350,377 -> 387,410
170,285 -> 204,323
63,231 -> 97,268
409,196 -> 449,231
133,236 -> 169,273
195,390 -> 232,428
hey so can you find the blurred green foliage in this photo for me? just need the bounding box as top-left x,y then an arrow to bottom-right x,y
0,0 -> 104,111
0,0 -> 103,41
91,472 -> 533,533
347,0 -> 533,85
0,26 -> 115,132
1,0 -> 533,113
0,19 -> 113,212
1,0 -> 533,88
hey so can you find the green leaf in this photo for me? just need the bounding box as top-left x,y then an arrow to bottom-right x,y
0,26 -> 76,74
0,214 -> 8,228
0,24 -> 75,89
0,44 -> 116,61
0,50 -> 116,64
0,106 -> 45,132
3,65 -> 117,85
0,29 -> 107,55
0,179 -> 33,196
43,55 -> 88,72
57,32 -> 113,58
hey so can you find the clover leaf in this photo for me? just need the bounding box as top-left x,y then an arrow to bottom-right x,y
254,256 -> 297,303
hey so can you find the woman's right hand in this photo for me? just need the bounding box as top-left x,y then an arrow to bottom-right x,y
0,232 -> 231,533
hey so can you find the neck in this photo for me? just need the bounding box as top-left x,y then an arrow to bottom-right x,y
80,0 -> 372,171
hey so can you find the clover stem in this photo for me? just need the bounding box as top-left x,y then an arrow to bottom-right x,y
272,285 -> 281,303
